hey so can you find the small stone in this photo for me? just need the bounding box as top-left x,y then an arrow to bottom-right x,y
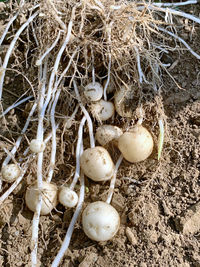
149,230 -> 158,243
175,201 -> 200,234
115,179 -> 122,187
162,201 -> 173,216
125,227 -> 137,245
161,234 -> 171,244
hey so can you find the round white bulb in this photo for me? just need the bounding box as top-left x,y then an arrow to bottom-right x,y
95,125 -> 123,146
25,181 -> 58,215
1,164 -> 21,183
30,139 -> 45,153
91,100 -> 115,121
82,201 -> 120,241
84,82 -> 103,102
80,146 -> 114,181
58,187 -> 78,208
118,125 -> 153,163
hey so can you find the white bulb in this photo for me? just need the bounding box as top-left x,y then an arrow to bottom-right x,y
30,139 -> 45,153
84,82 -> 103,102
1,164 -> 21,183
95,125 -> 123,146
91,100 -> 115,121
25,181 -> 58,215
58,187 -> 78,208
80,146 -> 114,181
82,201 -> 120,241
118,125 -> 153,163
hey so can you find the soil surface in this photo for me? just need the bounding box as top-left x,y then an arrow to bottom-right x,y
0,2 -> 200,267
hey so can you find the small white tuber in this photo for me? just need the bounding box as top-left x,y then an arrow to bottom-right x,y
80,146 -> 114,181
91,100 -> 114,121
118,125 -> 153,163
25,181 -> 58,215
58,187 -> 78,208
29,139 -> 45,153
84,82 -> 103,102
82,201 -> 120,241
95,125 -> 123,146
1,164 -> 21,183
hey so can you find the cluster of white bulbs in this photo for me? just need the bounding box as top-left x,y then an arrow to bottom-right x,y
1,81 -> 154,243
79,81 -> 154,241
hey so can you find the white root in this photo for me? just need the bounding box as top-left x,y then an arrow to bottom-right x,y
106,154 -> 123,204
31,64 -> 46,267
151,0 -> 198,7
0,12 -> 19,46
92,66 -> 95,85
30,157 -> 43,264
157,26 -> 200,60
63,105 -> 79,129
137,107 -> 144,125
0,11 -> 39,100
52,171 -> 85,267
103,53 -> 111,101
152,44 -> 169,54
31,182 -> 42,267
70,116 -> 86,190
29,4 -> 40,12
46,89 -> 61,183
53,48 -> 79,94
140,5 -> 200,25
0,95 -> 33,118
73,80 -> 95,148
90,47 -> 96,85
36,30 -> 62,66
134,47 -> 148,84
